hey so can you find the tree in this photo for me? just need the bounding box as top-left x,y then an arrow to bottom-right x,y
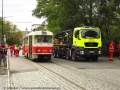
0,17 -> 23,45
32,0 -> 120,55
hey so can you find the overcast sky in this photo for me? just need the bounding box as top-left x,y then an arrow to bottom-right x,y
0,0 -> 45,31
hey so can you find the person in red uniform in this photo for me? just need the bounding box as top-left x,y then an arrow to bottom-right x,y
9,44 -> 14,57
15,44 -> 20,57
13,44 -> 16,55
109,41 -> 114,61
117,41 -> 120,59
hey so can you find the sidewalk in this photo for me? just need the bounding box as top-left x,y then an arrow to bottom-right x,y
0,62 -> 8,90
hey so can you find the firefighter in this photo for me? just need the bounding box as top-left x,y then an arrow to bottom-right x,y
9,44 -> 14,57
109,41 -> 114,61
15,44 -> 20,57
117,41 -> 120,59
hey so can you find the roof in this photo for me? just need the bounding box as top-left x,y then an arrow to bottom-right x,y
22,30 -> 53,39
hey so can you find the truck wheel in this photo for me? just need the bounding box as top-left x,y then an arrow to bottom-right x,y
53,50 -> 57,58
66,50 -> 70,60
57,52 -> 60,58
92,56 -> 98,62
72,51 -> 77,61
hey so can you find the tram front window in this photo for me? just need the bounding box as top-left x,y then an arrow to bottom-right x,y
34,35 -> 52,44
43,36 -> 48,42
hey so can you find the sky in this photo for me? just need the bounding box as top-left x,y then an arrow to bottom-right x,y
0,0 -> 45,31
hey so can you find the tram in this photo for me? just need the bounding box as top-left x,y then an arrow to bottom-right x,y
22,30 -> 54,60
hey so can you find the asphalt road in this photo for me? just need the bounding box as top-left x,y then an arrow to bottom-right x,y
51,56 -> 120,69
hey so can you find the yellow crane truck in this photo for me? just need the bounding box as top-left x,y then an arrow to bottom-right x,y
53,26 -> 102,61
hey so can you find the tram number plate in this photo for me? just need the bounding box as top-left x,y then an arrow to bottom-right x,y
89,51 -> 94,53
42,31 -> 47,34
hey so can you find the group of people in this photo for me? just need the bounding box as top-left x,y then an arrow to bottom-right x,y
0,42 -> 21,70
109,41 -> 120,61
9,44 -> 21,57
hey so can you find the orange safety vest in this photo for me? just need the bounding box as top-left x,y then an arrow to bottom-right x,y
109,43 -> 114,52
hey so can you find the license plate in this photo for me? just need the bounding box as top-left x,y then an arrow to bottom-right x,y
89,51 -> 94,53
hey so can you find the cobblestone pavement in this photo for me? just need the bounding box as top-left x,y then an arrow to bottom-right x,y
1,50 -> 120,90
0,75 -> 7,90
35,62 -> 120,90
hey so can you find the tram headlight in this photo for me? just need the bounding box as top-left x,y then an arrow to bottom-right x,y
38,49 -> 40,52
50,50 -> 52,52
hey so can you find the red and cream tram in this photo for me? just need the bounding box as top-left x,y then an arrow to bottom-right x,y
22,30 -> 54,60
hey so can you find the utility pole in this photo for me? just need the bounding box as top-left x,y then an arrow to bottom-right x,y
1,0 -> 4,43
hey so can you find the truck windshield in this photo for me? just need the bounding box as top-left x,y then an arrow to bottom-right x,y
34,35 -> 53,44
81,30 -> 100,38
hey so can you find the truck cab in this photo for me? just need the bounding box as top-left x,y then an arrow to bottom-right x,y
70,26 -> 102,61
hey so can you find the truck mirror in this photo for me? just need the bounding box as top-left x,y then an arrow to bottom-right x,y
77,35 -> 81,40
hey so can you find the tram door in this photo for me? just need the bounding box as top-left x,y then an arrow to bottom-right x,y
22,38 -> 25,55
29,36 -> 32,59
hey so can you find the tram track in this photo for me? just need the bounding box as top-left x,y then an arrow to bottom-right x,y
29,60 -> 85,90
29,59 -> 120,90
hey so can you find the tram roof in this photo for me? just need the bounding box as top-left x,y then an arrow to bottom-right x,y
30,30 -> 53,35
22,30 -> 53,39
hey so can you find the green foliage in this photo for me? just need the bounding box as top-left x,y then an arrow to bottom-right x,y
32,0 -> 120,56
0,18 -> 23,45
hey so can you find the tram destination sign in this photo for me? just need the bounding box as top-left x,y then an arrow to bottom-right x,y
41,31 -> 47,35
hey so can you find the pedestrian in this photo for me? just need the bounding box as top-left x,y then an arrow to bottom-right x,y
109,41 -> 114,61
15,44 -> 20,57
0,42 -> 7,69
9,44 -> 14,57
117,41 -> 120,59
13,44 -> 16,55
